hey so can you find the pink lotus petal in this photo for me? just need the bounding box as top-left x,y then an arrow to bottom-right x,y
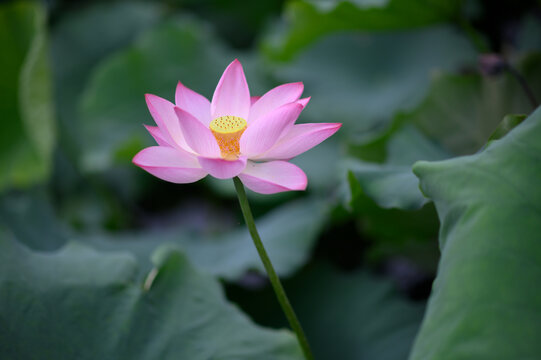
175,82 -> 212,126
248,82 -> 303,124
239,161 -> 307,194
133,146 -> 207,183
198,156 -> 247,179
250,96 -> 261,105
211,59 -> 250,120
255,123 -> 342,161
240,103 -> 303,157
296,97 -> 311,108
144,125 -> 171,147
175,107 -> 221,158
145,94 -> 192,152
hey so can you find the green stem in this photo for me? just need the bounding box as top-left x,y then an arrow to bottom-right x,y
233,177 -> 314,360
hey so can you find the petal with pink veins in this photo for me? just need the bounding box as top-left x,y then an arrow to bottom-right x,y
133,146 -> 207,183
175,82 -> 212,126
240,103 -> 303,158
145,94 -> 192,152
239,161 -> 307,194
198,156 -> 247,179
175,107 -> 221,158
254,123 -> 342,161
248,82 -> 304,124
211,59 -> 250,120
144,125 -> 171,147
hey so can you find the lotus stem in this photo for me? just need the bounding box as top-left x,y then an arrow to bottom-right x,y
233,177 -> 314,360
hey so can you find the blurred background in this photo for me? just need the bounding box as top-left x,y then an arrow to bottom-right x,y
1,0 -> 541,359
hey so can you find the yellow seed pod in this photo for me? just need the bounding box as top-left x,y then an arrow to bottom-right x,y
209,115 -> 247,160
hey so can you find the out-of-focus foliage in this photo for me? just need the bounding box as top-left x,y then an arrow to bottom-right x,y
1,190 -> 327,280
2,0 -> 541,359
488,113 -> 526,141
348,125 -> 450,210
52,2 -> 162,156
83,198 -> 328,280
288,264 -> 425,360
0,1 -> 55,190
410,107 -> 541,360
348,56 -> 541,213
263,0 -> 463,60
270,27 -> 476,136
0,236 -> 302,359
0,189 -> 66,251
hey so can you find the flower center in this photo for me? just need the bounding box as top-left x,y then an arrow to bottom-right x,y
209,115 -> 247,160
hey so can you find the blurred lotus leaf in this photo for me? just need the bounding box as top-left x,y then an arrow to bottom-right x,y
0,1 -> 55,191
0,236 -> 303,359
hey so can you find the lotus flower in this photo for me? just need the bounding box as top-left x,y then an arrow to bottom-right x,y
133,59 -> 341,194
